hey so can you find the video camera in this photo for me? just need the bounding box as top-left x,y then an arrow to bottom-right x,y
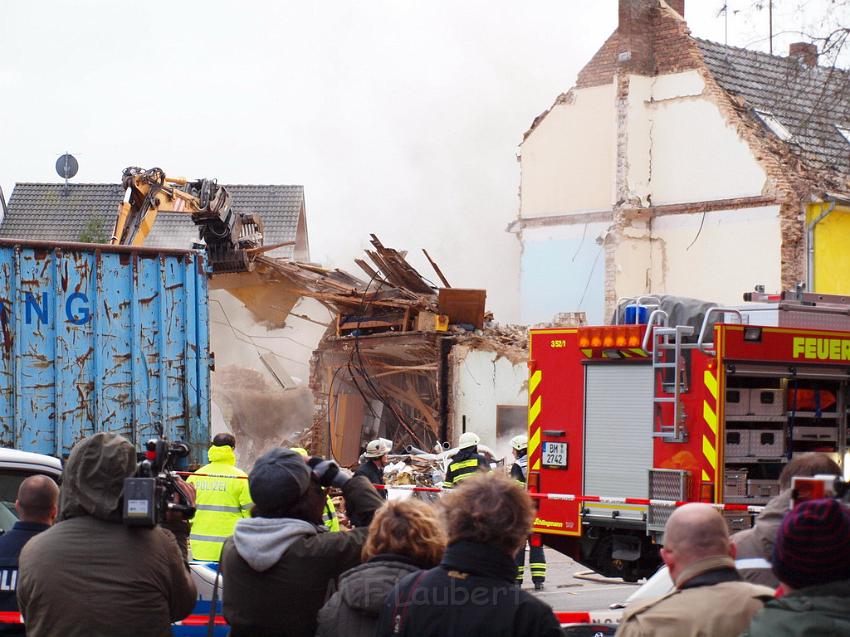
791,474 -> 850,508
123,438 -> 196,527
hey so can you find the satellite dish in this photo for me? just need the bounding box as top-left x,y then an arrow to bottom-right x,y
55,154 -> 79,180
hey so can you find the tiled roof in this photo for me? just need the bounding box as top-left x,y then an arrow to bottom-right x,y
697,39 -> 850,176
0,183 -> 305,258
1,183 -> 123,243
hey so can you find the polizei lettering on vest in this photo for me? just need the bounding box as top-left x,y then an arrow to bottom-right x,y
792,337 -> 850,361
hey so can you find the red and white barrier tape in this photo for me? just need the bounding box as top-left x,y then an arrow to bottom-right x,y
0,613 -> 227,626
176,473 -> 764,513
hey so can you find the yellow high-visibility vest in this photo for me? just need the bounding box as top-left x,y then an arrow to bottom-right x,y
187,445 -> 252,561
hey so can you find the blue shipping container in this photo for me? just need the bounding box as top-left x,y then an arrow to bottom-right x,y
0,239 -> 211,462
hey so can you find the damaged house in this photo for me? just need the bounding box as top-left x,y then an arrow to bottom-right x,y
245,236 -> 528,465
513,0 -> 850,324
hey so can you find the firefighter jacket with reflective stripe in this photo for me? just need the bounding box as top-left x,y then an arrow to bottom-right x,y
187,445 -> 252,561
442,448 -> 490,488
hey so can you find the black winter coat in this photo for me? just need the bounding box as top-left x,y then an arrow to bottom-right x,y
221,476 -> 385,637
315,554 -> 421,637
354,460 -> 387,499
374,541 -> 562,637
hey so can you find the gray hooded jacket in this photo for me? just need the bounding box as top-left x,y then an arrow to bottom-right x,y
315,555 -> 421,637
221,474 -> 385,637
17,432 -> 197,637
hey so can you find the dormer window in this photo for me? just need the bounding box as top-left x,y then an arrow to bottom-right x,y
837,125 -> 850,145
754,109 -> 793,141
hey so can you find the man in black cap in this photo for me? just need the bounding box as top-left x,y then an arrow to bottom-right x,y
221,448 -> 385,637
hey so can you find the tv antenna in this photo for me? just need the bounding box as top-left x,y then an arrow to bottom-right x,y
55,153 -> 78,196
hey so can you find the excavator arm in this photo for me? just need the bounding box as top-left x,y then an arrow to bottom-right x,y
111,166 -> 264,273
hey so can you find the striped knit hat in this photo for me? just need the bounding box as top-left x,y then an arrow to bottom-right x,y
772,498 -> 850,590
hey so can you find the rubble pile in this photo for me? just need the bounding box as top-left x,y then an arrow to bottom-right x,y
251,234 -> 529,462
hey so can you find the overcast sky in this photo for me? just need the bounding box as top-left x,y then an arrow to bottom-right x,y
0,0 -> 841,322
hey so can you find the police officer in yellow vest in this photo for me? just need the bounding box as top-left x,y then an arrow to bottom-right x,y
187,433 -> 253,561
291,447 -> 340,532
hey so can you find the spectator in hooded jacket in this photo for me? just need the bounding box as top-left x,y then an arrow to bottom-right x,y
731,452 -> 840,587
221,448 -> 384,637
741,497 -> 850,637
17,433 -> 196,637
375,473 -> 562,637
615,503 -> 773,637
316,499 -> 446,637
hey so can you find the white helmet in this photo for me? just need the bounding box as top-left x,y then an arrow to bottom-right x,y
511,434 -> 528,452
364,439 -> 390,458
458,432 -> 480,450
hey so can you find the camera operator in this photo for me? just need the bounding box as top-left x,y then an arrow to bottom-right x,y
731,452 -> 840,587
17,432 -> 197,637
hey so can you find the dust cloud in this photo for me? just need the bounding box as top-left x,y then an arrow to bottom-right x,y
212,366 -> 315,470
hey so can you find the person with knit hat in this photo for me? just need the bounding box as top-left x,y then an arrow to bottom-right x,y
221,448 -> 385,637
741,497 -> 850,637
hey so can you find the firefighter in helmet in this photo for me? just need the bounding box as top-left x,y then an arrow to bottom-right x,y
442,432 -> 490,489
511,434 -> 546,590
354,439 -> 391,499
291,447 -> 341,532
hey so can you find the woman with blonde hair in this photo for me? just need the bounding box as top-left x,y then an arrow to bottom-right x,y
315,498 -> 446,637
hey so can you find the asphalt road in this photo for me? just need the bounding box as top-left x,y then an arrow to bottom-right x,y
519,548 -> 643,620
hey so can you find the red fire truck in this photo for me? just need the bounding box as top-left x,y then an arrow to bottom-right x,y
527,291 -> 850,581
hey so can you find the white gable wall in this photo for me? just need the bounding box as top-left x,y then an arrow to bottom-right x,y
518,69 -> 782,322
648,205 -> 782,304
520,84 -> 616,217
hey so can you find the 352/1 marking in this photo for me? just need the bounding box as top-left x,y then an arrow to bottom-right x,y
549,339 -> 567,348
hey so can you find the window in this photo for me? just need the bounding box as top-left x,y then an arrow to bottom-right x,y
754,109 -> 793,141
837,125 -> 850,145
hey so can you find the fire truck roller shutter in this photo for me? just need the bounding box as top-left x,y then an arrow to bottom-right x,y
584,364 -> 654,522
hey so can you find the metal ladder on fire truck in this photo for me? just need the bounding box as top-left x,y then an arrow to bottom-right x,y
619,297 -> 690,443
623,298 -> 743,443
642,306 -> 743,442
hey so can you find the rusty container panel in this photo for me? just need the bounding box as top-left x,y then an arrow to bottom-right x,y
0,240 -> 210,462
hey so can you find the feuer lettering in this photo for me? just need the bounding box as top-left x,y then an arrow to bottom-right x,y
792,337 -> 850,361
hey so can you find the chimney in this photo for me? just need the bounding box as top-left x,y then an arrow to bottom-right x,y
789,42 -> 818,67
618,0 -> 655,74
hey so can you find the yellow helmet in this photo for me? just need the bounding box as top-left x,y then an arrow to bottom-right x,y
290,447 -> 309,457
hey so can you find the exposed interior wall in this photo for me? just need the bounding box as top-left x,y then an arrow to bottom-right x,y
809,203 -> 850,295
647,205 -> 782,304
639,71 -> 768,205
208,290 -> 331,464
520,84 -> 616,217
519,222 -> 608,325
449,345 -> 528,454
